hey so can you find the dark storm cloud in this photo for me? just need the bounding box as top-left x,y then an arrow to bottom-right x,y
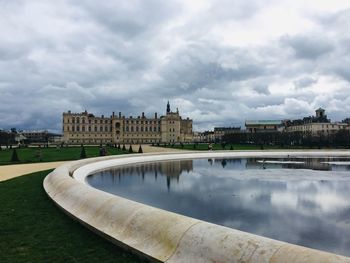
0,0 -> 350,131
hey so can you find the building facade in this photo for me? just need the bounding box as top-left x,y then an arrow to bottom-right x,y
62,102 -> 193,145
245,120 -> 284,133
285,108 -> 349,136
214,127 -> 241,142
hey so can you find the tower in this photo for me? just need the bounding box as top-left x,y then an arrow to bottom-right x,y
316,108 -> 325,118
167,101 -> 171,114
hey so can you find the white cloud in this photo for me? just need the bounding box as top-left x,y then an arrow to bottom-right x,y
0,0 -> 350,132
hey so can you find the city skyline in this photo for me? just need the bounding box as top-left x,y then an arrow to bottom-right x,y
1,1 -> 350,132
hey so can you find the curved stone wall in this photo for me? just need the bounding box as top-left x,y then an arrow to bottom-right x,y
44,151 -> 350,263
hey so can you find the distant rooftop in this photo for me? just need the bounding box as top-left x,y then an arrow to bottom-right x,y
245,120 -> 282,125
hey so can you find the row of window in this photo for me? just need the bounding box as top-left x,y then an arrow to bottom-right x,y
67,126 -> 111,132
67,118 -> 111,124
68,139 -> 162,144
126,120 -> 161,125
125,126 -> 160,132
66,125 -> 162,133
67,118 -> 163,125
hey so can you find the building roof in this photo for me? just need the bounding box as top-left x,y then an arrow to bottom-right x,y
245,120 -> 282,125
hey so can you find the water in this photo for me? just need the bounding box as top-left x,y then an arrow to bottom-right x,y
86,157 -> 350,256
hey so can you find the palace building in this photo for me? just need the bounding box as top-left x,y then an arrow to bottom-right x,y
62,102 -> 193,145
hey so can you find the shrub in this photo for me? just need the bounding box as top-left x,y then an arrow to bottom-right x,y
128,145 -> 133,153
11,149 -> 20,162
80,146 -> 87,159
122,144 -> 126,151
138,145 -> 143,153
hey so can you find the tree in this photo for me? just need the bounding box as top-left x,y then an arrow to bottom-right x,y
11,149 -> 20,162
80,146 -> 87,159
138,145 -> 143,153
128,145 -> 133,153
230,145 -> 233,150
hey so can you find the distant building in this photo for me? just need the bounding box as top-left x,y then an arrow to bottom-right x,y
193,131 -> 215,143
245,120 -> 283,133
62,102 -> 193,145
214,127 -> 241,142
20,130 -> 61,143
285,108 -> 348,136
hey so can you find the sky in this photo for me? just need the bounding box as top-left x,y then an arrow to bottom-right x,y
1,0 -> 350,132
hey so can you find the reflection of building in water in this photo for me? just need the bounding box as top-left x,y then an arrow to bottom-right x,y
212,158 -> 243,169
106,160 -> 193,190
245,157 -> 336,171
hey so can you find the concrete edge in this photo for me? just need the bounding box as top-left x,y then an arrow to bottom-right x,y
43,151 -> 350,263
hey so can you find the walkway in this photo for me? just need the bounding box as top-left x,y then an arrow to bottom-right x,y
0,145 -> 183,182
0,161 -> 66,182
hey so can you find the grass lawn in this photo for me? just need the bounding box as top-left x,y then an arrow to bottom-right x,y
0,170 -> 142,263
0,146 -> 129,165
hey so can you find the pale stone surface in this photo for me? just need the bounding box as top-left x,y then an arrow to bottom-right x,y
0,161 -> 65,182
44,151 -> 350,263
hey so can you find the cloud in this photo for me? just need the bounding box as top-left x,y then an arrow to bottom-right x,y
0,0 -> 350,132
294,77 -> 318,89
281,34 -> 334,60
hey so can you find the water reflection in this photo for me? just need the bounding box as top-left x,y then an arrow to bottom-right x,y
87,157 -> 350,257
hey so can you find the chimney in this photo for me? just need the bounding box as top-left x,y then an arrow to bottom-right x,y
155,112 -> 158,119
112,112 -> 115,117
119,112 -> 122,118
142,112 -> 145,118
102,115 -> 104,118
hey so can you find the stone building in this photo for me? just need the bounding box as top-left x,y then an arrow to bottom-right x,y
245,120 -> 284,133
214,127 -> 241,142
285,108 -> 348,136
62,102 -> 193,145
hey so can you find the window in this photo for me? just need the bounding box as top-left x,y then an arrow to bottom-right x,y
94,126 -> 97,132
82,126 -> 85,132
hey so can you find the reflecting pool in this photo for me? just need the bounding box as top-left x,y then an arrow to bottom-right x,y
86,157 -> 350,256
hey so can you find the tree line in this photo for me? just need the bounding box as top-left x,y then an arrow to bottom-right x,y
222,130 -> 350,148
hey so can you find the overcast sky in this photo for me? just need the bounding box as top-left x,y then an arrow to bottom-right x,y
1,0 -> 350,132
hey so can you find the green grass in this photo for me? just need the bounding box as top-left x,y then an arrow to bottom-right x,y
0,170 -> 142,263
0,146 -> 129,165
